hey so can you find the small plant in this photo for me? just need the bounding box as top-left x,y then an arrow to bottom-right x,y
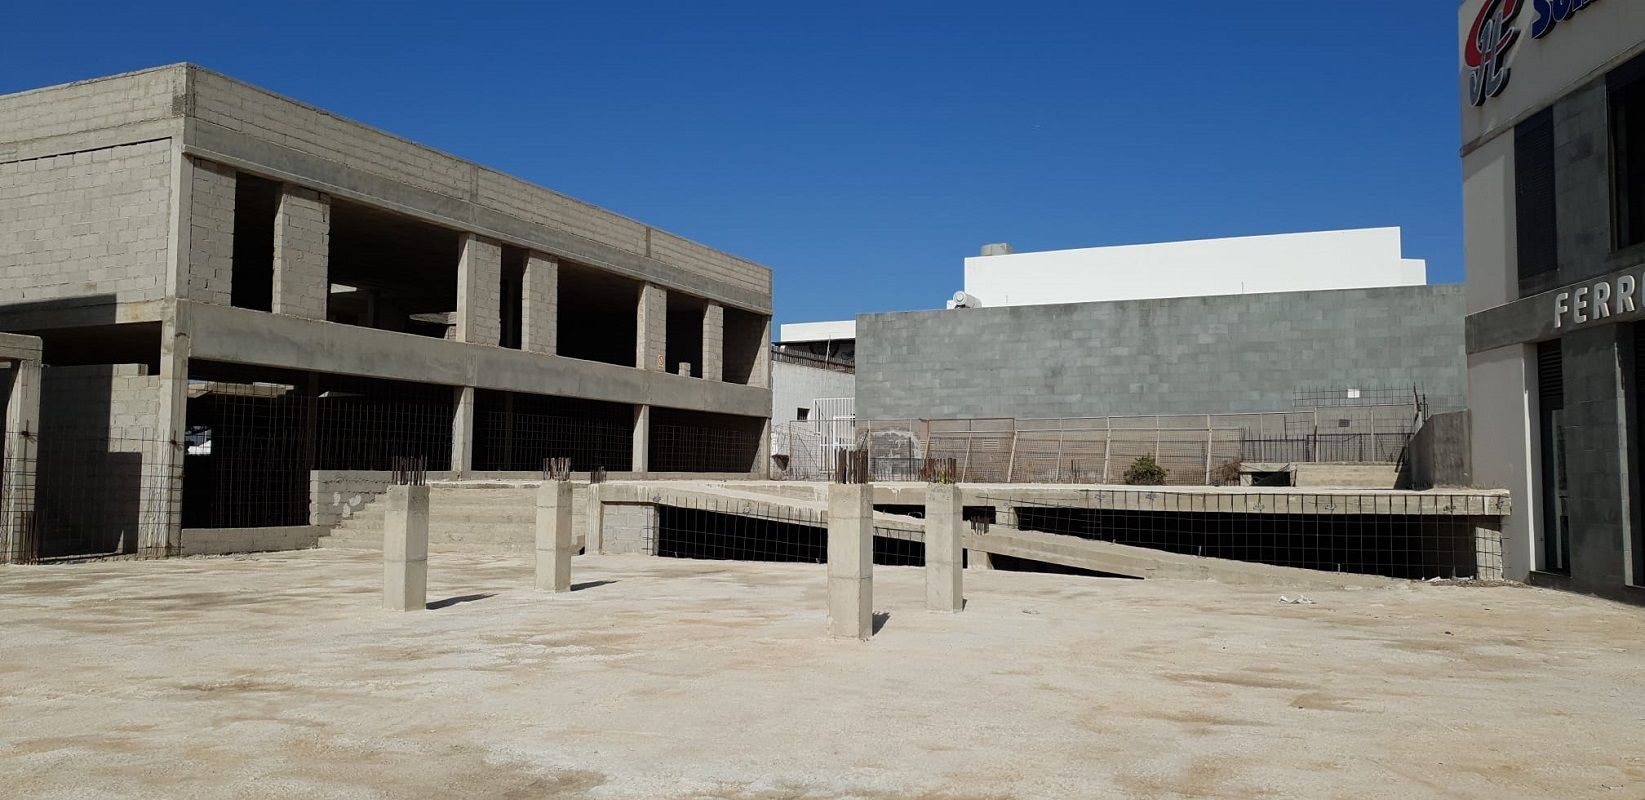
1123,455 -> 1169,486
1211,459 -> 1243,486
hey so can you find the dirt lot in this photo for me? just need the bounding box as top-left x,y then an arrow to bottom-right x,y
1,549 -> 1641,799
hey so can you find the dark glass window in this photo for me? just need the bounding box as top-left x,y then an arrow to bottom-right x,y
1537,340 -> 1570,574
1516,108 -> 1559,297
1611,53 -> 1645,251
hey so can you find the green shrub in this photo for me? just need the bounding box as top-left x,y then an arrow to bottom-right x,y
1123,455 -> 1169,486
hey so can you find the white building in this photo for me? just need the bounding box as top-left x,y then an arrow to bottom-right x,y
962,227 -> 1427,308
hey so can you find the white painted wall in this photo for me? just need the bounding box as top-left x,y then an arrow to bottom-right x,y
771,360 -> 855,425
1463,129 -> 1518,314
962,228 -> 1426,308
1468,344 -> 1540,581
777,320 -> 855,344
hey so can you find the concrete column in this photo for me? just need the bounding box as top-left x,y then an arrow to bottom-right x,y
1,353 -> 41,564
752,315 -> 772,388
181,159 -> 236,305
702,303 -> 724,382
521,251 -> 558,355
1475,518 -> 1505,582
451,386 -> 475,473
272,185 -> 331,320
754,417 -> 772,478
147,307 -> 191,558
632,405 -> 651,473
584,483 -> 605,553
536,480 -> 575,592
636,283 -> 666,371
383,484 -> 430,611
827,483 -> 874,640
925,483 -> 964,612
455,234 -> 503,346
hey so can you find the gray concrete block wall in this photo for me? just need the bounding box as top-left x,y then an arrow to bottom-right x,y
0,66 -> 180,147
455,234 -> 502,346
702,303 -> 724,382
857,285 -> 1469,420
1559,327 -> 1630,590
1553,79 -> 1614,286
637,284 -> 666,371
186,159 -> 236,305
0,141 -> 172,305
521,251 -> 557,355
271,184 -> 330,319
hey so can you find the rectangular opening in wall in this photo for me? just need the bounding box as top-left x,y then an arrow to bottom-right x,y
722,307 -> 767,386
666,292 -> 706,377
1610,52 -> 1645,252
230,174 -> 279,311
327,199 -> 461,336
557,261 -> 639,367
1537,340 -> 1570,574
499,245 -> 526,350
1515,108 -> 1559,297
471,390 -> 634,472
649,408 -> 764,473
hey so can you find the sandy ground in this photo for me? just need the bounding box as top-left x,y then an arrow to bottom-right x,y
1,550 -> 1642,800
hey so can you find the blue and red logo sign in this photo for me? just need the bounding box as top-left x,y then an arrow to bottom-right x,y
1530,0 -> 1600,39
1465,0 -> 1523,107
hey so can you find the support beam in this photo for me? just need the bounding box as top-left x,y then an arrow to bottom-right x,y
1,348 -> 42,564
535,480 -> 575,592
827,482 -> 874,640
702,303 -> 724,382
632,405 -> 651,473
451,386 -> 475,474
925,483 -> 964,612
521,251 -> 558,355
455,234 -> 503,345
271,185 -> 330,320
637,283 -> 666,371
383,484 -> 430,611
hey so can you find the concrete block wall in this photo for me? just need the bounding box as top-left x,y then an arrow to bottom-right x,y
1552,80 -> 1614,287
1559,327 -> 1630,590
521,251 -> 557,354
0,67 -> 181,148
703,303 -> 724,382
0,141 -> 172,305
309,470 -> 393,528
637,284 -> 667,371
186,158 -> 236,305
39,364 -> 162,433
272,184 -> 330,319
857,285 -> 1469,420
455,234 -> 502,345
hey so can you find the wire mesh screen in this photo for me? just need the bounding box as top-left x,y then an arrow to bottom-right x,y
474,392 -> 633,472
649,415 -> 761,473
2,428 -> 178,563
990,493 -> 1480,580
649,497 -> 924,566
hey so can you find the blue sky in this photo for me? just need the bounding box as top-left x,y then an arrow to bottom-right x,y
2,2 -> 1463,326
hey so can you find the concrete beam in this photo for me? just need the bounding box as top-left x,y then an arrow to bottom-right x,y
827,483 -> 874,640
521,251 -> 557,355
535,480 -> 574,592
383,484 -> 430,611
925,483 -> 964,612
180,301 -> 772,418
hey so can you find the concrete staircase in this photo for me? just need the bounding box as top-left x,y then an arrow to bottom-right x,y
318,484 -> 556,552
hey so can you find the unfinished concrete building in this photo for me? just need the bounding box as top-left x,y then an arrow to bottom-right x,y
0,65 -> 773,562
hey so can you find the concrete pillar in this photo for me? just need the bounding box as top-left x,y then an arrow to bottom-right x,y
702,303 -> 724,382
455,234 -> 503,346
754,417 -> 772,478
925,483 -> 964,612
451,386 -> 475,473
272,185 -> 331,320
1475,518 -> 1505,582
632,405 -> 651,473
147,307 -> 191,558
827,483 -> 874,640
536,480 -> 575,592
1,353 -> 41,564
751,315 -> 772,389
521,251 -> 558,355
383,484 -> 430,611
636,283 -> 666,371
181,158 -> 236,305
584,482 -> 605,553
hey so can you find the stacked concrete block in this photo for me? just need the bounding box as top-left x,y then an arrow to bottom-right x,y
924,483 -> 964,612
535,480 -> 575,592
827,483 -> 874,640
272,185 -> 330,320
602,503 -> 656,554
521,251 -> 558,355
186,159 -> 237,305
636,283 -> 667,371
702,303 -> 724,382
383,484 -> 430,611
455,234 -> 502,346
0,141 -> 173,305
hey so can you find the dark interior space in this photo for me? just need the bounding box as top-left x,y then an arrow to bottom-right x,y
665,292 -> 706,377
472,390 -> 633,472
231,173 -> 280,311
649,407 -> 763,473
499,246 -> 527,349
655,505 -> 924,566
327,199 -> 461,336
721,307 -> 767,385
1611,51 -> 1645,251
22,322 -> 161,370
557,260 -> 638,366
